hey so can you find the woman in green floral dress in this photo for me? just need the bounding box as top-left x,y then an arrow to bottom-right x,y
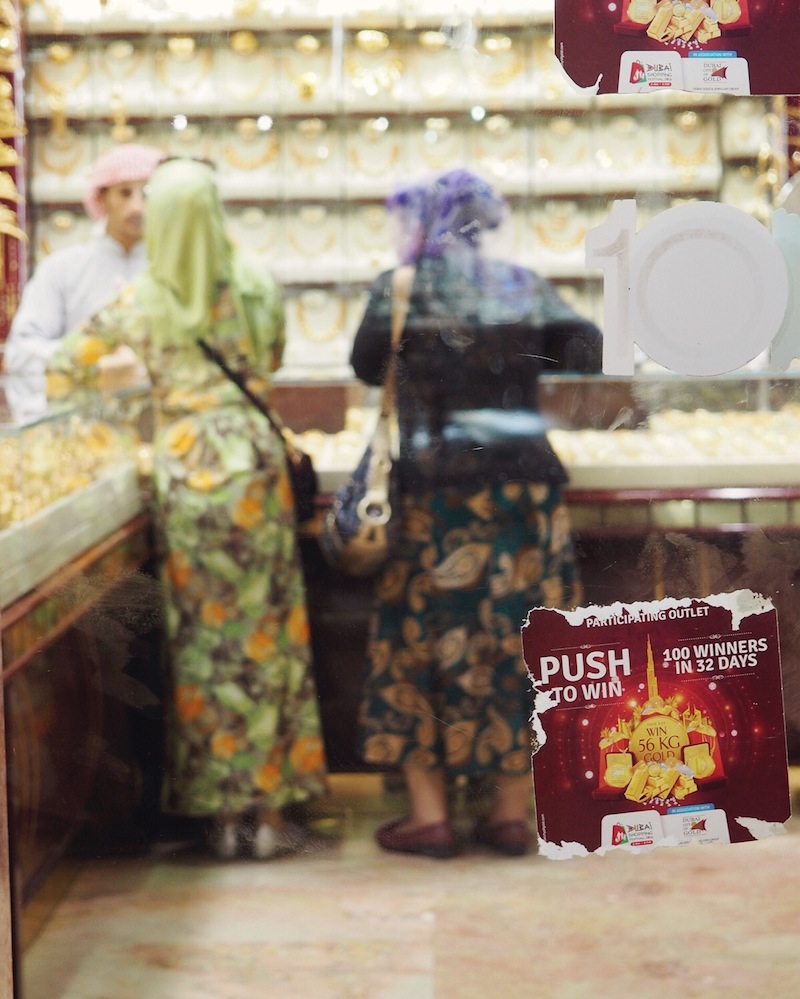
49,159 -> 327,858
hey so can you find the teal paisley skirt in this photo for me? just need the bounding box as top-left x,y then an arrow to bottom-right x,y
359,482 -> 580,778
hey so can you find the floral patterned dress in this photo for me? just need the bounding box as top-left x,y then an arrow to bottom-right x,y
51,279 -> 327,818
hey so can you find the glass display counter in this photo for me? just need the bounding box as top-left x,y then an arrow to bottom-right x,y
0,378 -> 155,945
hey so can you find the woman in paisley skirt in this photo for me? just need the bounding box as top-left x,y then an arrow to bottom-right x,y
351,169 -> 602,857
50,159 -> 326,858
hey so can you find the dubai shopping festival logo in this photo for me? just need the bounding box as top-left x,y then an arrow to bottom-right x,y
629,58 -> 675,87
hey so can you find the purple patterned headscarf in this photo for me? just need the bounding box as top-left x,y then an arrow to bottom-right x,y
386,168 -> 535,320
386,168 -> 507,265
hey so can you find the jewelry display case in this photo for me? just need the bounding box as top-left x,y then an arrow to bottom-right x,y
20,0 -> 785,382
0,379 -> 143,608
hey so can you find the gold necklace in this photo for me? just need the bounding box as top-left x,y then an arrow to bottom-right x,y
476,47 -> 524,90
36,131 -> 84,177
351,208 -> 391,251
285,42 -> 330,101
294,292 -> 347,344
533,219 -> 587,251
286,210 -> 336,257
32,46 -> 91,98
155,44 -> 213,97
286,132 -> 331,169
345,53 -> 404,97
349,136 -> 400,176
417,129 -> 460,171
228,208 -> 278,254
222,131 -> 280,171
666,114 -> 712,167
537,121 -> 588,166
221,38 -> 274,103
99,40 -> 145,82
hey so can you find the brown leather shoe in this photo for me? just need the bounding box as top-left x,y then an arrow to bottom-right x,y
475,817 -> 531,857
375,817 -> 458,859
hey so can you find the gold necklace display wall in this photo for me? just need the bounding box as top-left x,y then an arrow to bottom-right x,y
22,5 -> 781,376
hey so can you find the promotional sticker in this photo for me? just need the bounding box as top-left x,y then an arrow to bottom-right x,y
522,590 -> 791,858
555,1 -> 800,96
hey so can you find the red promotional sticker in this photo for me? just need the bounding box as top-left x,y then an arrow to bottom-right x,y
555,0 -> 800,96
522,590 -> 791,857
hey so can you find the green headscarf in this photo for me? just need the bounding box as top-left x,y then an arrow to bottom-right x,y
135,158 -> 280,361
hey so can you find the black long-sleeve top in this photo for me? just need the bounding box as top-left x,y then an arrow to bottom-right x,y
350,256 -> 603,495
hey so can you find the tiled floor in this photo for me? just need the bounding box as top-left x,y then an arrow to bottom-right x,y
20,772 -> 800,999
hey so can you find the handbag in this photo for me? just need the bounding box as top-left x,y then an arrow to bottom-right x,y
196,337 -> 319,523
319,265 -> 414,577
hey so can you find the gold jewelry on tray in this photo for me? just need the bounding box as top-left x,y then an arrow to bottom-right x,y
294,291 -> 347,344
32,43 -> 91,97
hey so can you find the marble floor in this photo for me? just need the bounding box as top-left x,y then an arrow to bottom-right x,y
20,772 -> 800,999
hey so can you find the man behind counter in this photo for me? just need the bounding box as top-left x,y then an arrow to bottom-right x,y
4,142 -> 165,379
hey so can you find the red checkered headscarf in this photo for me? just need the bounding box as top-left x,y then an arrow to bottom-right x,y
83,143 -> 165,221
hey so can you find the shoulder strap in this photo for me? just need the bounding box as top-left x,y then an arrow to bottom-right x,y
380,264 -> 415,419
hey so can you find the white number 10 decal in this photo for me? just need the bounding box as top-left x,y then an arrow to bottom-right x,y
586,200 -> 799,377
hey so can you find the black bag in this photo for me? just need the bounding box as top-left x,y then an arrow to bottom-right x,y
197,338 -> 318,523
319,266 -> 414,576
